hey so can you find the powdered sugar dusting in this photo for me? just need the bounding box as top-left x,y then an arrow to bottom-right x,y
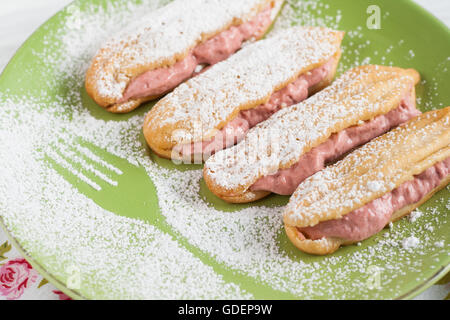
402,236 -> 420,251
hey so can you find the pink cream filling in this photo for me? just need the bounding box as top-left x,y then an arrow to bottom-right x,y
119,7 -> 274,103
250,93 -> 421,195
297,157 -> 450,242
175,57 -> 336,158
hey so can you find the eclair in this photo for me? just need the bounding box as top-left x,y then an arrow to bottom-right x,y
204,65 -> 421,203
144,26 -> 344,160
86,0 -> 285,113
284,107 -> 450,255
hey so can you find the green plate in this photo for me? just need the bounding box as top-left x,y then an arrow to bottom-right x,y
0,0 -> 449,300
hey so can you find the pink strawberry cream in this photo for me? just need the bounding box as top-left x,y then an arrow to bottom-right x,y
250,93 -> 421,195
175,57 -> 336,158
297,157 -> 450,242
120,7 -> 274,103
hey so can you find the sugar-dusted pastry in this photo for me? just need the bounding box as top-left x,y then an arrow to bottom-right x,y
204,65 -> 421,203
86,0 -> 285,113
144,26 -> 344,160
284,108 -> 450,255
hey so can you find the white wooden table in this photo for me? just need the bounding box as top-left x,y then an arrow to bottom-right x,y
0,0 -> 448,300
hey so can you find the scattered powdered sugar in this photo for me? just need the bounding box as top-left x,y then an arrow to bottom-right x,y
367,181 -> 384,193
272,0 -> 342,31
0,0 -> 448,300
0,95 -> 251,300
434,241 -> 445,248
284,109 -> 449,227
